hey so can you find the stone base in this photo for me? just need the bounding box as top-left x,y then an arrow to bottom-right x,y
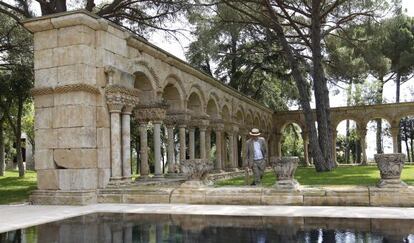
180,180 -> 207,188
165,172 -> 186,179
274,179 -> 300,191
377,179 -> 407,188
30,190 -> 97,205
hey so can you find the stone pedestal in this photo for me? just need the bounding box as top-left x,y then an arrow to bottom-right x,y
180,159 -> 214,187
271,156 -> 300,190
374,153 -> 407,188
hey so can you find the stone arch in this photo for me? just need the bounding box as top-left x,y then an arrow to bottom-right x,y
187,90 -> 205,116
280,120 -> 306,133
235,107 -> 244,125
207,94 -> 220,119
253,114 -> 260,128
162,75 -> 186,111
222,104 -> 231,121
245,111 -> 253,129
129,59 -> 160,87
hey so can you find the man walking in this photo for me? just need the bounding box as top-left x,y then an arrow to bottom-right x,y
246,128 -> 267,185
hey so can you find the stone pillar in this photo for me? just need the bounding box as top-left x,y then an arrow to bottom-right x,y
121,105 -> 133,181
232,126 -> 239,168
275,133 -> 282,158
108,102 -> 123,181
166,124 -> 175,174
179,124 -> 186,163
199,126 -> 207,159
206,128 -> 211,159
138,122 -> 149,179
301,131 -> 310,166
358,127 -> 368,165
189,127 -> 195,160
391,126 -> 400,153
215,126 -> 223,171
228,130 -> 234,170
332,129 -> 338,164
241,132 -> 247,167
153,121 -> 163,178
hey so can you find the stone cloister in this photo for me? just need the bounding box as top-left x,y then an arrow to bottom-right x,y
23,10 -> 414,205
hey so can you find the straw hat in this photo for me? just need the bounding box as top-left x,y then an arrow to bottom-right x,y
249,128 -> 261,136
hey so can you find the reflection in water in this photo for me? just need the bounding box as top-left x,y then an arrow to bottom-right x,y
1,214 -> 414,243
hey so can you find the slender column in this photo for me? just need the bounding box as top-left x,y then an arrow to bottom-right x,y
166,124 -> 175,173
189,127 -> 195,159
139,122 -> 149,179
153,121 -> 163,178
275,133 -> 282,158
179,124 -> 186,163
121,105 -> 133,180
301,131 -> 310,166
332,129 -> 338,164
241,132 -> 247,167
206,128 -> 211,159
391,126 -> 400,153
108,103 -> 123,181
199,126 -> 207,159
215,127 -> 223,170
228,131 -> 234,170
358,127 -> 367,165
234,134 -> 239,168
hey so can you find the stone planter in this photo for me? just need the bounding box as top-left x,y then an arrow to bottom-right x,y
374,153 -> 407,188
180,159 -> 214,187
271,156 -> 300,190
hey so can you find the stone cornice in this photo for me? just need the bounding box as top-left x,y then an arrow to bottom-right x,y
30,84 -> 99,96
105,84 -> 140,98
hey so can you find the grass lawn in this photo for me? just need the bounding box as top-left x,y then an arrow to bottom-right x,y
216,165 -> 414,187
0,170 -> 37,204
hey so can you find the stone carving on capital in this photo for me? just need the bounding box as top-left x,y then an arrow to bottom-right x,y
133,101 -> 168,123
210,118 -> 225,131
105,85 -> 140,113
165,109 -> 191,126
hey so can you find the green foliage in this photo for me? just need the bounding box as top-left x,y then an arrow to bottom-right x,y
0,170 -> 37,204
281,124 -> 304,159
335,128 -> 359,164
216,165 -> 414,187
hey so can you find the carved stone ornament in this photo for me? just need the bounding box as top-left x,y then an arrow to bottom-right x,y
374,153 -> 407,188
105,85 -> 139,112
134,101 -> 168,123
179,159 -> 214,187
271,156 -> 300,190
165,110 -> 191,125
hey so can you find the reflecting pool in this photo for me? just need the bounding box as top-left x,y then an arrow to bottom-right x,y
1,213 -> 414,242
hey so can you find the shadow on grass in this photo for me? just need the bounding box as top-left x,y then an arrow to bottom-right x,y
0,171 -> 37,204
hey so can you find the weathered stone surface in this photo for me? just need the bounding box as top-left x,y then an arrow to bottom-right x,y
53,105 -> 96,128
35,128 -> 57,149
369,187 -> 414,206
374,153 -> 407,188
180,159 -> 214,181
57,64 -> 97,86
170,188 -> 207,204
34,94 -> 54,108
96,106 -> 110,128
271,156 -> 300,190
205,187 -> 263,205
34,49 -> 58,70
97,147 -> 110,169
53,149 -> 97,169
97,128 -> 110,148
34,29 -> 58,51
37,169 -> 59,189
54,45 -> 96,66
34,149 -> 55,170
97,168 -> 110,188
35,107 -> 53,129
58,25 -> 95,47
30,190 -> 97,205
56,127 -> 96,148
54,91 -> 96,106
96,31 -> 128,57
35,67 -> 58,88
261,188 -> 303,205
58,169 -> 98,190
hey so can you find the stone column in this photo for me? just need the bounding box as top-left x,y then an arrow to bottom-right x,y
179,124 -> 186,163
301,131 -> 310,166
241,132 -> 247,167
215,126 -> 223,171
275,133 -> 282,158
166,124 -> 175,174
121,105 -> 133,181
206,128 -> 211,159
232,126 -> 239,168
138,122 -> 149,179
199,126 -> 207,159
153,121 -> 163,178
358,127 -> 368,165
391,126 -> 400,153
189,127 -> 195,160
332,129 -> 338,164
228,130 -> 234,170
108,102 -> 123,181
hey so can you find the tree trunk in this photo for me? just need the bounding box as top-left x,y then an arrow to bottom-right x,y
0,118 -> 4,176
310,0 -> 335,171
410,136 -> 414,163
345,80 -> 352,164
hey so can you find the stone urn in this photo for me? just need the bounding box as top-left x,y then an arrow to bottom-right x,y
179,159 -> 214,187
374,153 -> 407,188
271,156 -> 300,190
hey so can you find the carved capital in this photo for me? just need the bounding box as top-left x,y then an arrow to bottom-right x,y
134,102 -> 167,123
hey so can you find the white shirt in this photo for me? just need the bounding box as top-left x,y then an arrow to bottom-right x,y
253,140 -> 264,160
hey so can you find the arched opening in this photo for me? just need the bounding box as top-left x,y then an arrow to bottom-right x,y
366,118 -> 392,162
335,119 -> 359,164
281,123 -> 304,163
134,72 -> 155,102
235,110 -> 244,168
162,83 -> 182,111
400,116 -> 414,162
